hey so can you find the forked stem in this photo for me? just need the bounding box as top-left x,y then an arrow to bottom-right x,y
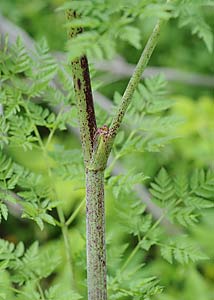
66,9 -> 166,300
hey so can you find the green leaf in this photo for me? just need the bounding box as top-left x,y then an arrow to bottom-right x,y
0,203 -> 8,221
119,26 -> 141,49
35,217 -> 44,230
185,196 -> 214,209
150,168 -> 175,206
12,37 -> 31,74
160,236 -> 208,264
0,260 -> 9,270
41,213 -> 56,226
14,242 -> 25,258
178,4 -> 213,52
170,207 -> 198,227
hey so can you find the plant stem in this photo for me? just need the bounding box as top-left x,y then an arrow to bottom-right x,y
39,132 -> 75,286
66,10 -> 97,164
57,206 -> 74,283
121,243 -> 140,272
109,19 -> 165,141
45,107 -> 64,149
44,126 -> 75,286
23,102 -> 75,287
37,282 -> 45,300
114,201 -> 178,283
123,214 -> 165,267
86,169 -> 107,300
90,19 -> 166,170
66,197 -> 85,227
66,10 -> 107,299
66,10 -> 166,300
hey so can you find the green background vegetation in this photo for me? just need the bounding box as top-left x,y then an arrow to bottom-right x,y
0,1 -> 213,299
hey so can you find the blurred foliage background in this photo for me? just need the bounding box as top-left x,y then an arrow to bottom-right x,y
0,0 -> 213,299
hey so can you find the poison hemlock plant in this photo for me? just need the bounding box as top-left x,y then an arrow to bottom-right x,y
0,1 -> 213,300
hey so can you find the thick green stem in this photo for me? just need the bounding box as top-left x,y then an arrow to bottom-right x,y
66,10 -> 107,298
66,9 -> 166,300
86,169 -> 107,300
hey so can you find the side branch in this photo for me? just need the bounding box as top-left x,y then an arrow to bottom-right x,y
66,10 -> 97,164
91,19 -> 165,169
109,19 -> 164,140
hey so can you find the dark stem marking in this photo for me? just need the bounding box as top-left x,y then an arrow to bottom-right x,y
66,9 -> 107,300
80,56 -> 97,143
67,10 -> 97,164
66,8 -> 166,300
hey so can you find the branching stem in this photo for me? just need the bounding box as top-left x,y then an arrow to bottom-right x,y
66,9 -> 166,300
89,19 -> 166,171
108,19 -> 165,145
66,10 -> 107,300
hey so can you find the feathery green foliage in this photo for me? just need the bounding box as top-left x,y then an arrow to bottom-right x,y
150,168 -> 214,227
59,0 -> 213,61
0,0 -> 213,299
0,33 -> 212,298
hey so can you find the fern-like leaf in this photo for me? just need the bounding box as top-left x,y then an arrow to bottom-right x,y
150,168 -> 175,207
160,236 -> 208,264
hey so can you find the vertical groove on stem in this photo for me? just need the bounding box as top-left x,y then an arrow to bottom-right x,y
86,169 -> 107,300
